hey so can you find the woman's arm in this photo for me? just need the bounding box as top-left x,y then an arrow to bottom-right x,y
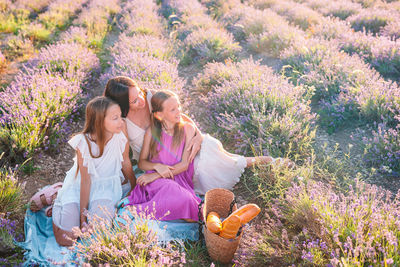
77,149 -> 91,228
121,141 -> 136,192
165,123 -> 196,174
181,114 -> 203,163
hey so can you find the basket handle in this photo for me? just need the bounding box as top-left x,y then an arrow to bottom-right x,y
197,199 -> 205,241
229,197 -> 237,215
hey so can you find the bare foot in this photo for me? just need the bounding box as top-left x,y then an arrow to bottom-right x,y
273,157 -> 295,169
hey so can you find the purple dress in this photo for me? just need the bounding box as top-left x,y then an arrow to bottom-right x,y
127,130 -> 201,221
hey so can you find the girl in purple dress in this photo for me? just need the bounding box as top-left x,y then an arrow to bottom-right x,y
126,90 -> 201,222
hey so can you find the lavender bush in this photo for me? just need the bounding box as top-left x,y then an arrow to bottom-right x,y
72,208 -> 186,266
271,1 -> 323,30
60,26 -> 90,46
308,16 -> 350,40
361,119 -> 400,173
347,8 -> 397,35
235,180 -> 400,266
352,0 -> 380,8
324,1 -> 362,20
15,0 -> 53,12
222,5 -> 293,39
380,20 -> 400,41
200,0 -> 239,20
0,68 -> 83,160
281,37 -> 399,132
4,34 -> 35,60
193,59 -> 315,158
308,15 -> 400,79
176,13 -> 217,40
163,0 -> 240,65
102,50 -> 184,94
36,42 -> 100,83
0,6 -> 30,34
120,0 -> 164,37
0,166 -> 24,264
386,1 -> 400,12
182,27 -> 240,65
19,22 -> 52,43
73,0 -> 120,49
0,0 -> 12,12
38,0 -> 87,31
109,34 -> 173,61
307,0 -> 362,20
102,0 -> 184,93
247,0 -> 278,9
167,0 -> 207,19
0,213 -> 23,258
336,30 -> 400,79
0,168 -> 23,215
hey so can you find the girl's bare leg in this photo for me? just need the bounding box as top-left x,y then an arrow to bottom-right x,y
53,222 -> 77,247
246,156 -> 295,168
245,156 -> 274,167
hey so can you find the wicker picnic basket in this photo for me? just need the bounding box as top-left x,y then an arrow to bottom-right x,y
202,188 -> 243,264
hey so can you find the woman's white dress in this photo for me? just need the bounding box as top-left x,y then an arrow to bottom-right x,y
125,91 -> 246,195
52,132 -> 127,231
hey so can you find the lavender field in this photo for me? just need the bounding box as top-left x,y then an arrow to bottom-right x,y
0,0 -> 400,265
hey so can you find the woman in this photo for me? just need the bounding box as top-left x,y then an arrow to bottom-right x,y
104,76 -> 288,195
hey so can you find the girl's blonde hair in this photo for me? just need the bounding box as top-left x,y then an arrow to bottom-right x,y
149,90 -> 184,159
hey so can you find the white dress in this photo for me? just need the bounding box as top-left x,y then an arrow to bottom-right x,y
52,132 -> 127,231
125,91 -> 247,195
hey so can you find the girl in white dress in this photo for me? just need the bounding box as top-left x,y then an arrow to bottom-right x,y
104,77 -> 291,195
52,96 -> 136,246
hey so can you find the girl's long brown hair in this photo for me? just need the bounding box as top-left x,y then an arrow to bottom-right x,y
75,96 -> 118,176
149,91 -> 184,159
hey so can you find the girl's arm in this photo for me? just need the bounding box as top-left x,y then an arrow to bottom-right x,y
77,149 -> 91,228
138,129 -> 177,179
138,129 -> 158,171
121,140 -> 136,192
137,123 -> 196,186
181,114 -> 203,163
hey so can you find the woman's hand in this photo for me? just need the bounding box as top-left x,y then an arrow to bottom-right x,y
187,131 -> 203,163
137,173 -> 159,186
154,163 -> 174,179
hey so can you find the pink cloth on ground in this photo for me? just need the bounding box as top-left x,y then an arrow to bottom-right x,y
127,130 -> 201,221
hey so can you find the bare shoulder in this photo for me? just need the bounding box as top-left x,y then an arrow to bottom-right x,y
144,127 -> 152,138
184,123 -> 196,138
122,120 -> 128,136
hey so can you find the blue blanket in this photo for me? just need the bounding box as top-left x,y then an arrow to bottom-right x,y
19,200 -> 200,266
19,208 -> 200,266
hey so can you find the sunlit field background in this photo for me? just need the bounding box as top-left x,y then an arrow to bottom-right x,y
1,0 -> 400,265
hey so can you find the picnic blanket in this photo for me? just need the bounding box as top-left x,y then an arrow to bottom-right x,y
19,205 -> 200,266
19,166 -> 201,266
